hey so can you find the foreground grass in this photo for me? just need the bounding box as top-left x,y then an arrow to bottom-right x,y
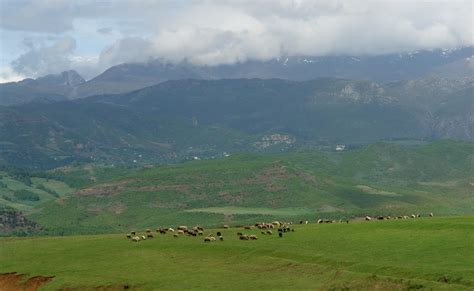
1,216 -> 473,290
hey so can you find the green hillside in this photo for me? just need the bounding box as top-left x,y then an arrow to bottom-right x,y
1,217 -> 473,290
21,140 -> 474,235
1,78 -> 472,169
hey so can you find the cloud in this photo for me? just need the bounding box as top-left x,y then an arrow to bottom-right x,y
2,0 -> 473,78
0,67 -> 25,83
97,0 -> 473,67
11,37 -> 76,77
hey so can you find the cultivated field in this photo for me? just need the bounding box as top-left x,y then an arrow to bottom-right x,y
1,216 -> 473,290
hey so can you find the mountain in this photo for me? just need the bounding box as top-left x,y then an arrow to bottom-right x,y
0,70 -> 85,106
1,47 -> 472,105
16,140 -> 474,235
0,77 -> 472,169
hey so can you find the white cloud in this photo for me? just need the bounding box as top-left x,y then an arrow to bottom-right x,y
2,0 -> 473,78
0,67 -> 25,83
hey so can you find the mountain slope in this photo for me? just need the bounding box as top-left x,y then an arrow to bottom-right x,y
1,77 -> 472,169
24,141 -> 474,234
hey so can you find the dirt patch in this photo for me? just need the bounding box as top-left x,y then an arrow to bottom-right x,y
0,272 -> 54,291
75,179 -> 137,197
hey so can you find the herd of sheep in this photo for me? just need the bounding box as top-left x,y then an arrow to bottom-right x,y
126,213 -> 434,243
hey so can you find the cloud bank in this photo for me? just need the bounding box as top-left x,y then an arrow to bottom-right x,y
1,0 -> 472,80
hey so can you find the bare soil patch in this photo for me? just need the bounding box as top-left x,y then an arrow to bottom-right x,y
0,272 -> 54,291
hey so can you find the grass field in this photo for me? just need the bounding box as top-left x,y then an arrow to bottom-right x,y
1,216 -> 473,290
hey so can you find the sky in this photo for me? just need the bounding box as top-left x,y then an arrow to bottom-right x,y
0,0 -> 472,82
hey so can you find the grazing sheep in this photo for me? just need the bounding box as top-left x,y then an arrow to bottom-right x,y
261,231 -> 266,235
237,232 -> 243,236
197,230 -> 204,236
291,228 -> 295,232
239,234 -> 249,240
278,232 -> 283,238
244,226 -> 252,230
272,221 -> 281,227
210,236 -> 217,241
173,234 -> 179,238
147,233 -> 154,239
141,235 -> 147,240
266,230 -> 273,235
131,236 -> 140,242
317,219 -> 323,224
249,235 -> 258,240
177,230 -> 184,235
204,237 -> 212,242
126,234 -> 131,239
223,225 -> 230,229
377,216 -> 384,220
216,232 -> 221,236
429,212 -> 434,217
131,231 -> 136,235
168,228 -> 175,232
178,225 -> 188,231
219,236 -> 224,241
365,216 -> 372,221
146,229 -> 151,233
411,214 -> 416,218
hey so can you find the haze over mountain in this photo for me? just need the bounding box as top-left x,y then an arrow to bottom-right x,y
1,46 -> 472,106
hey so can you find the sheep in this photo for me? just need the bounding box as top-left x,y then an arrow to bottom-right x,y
131,231 -> 136,235
429,212 -> 434,217
239,234 -> 249,240
266,230 -> 273,235
278,232 -> 283,238
173,233 -> 179,238
216,232 -> 222,236
223,225 -> 230,229
249,235 -> 258,240
243,226 -> 252,230
411,214 -> 416,219
126,234 -> 131,239
146,229 -> 152,233
178,225 -> 188,231
272,221 -> 281,227
219,236 -> 224,241
261,231 -> 266,235
365,216 -> 372,221
317,219 -> 323,224
131,236 -> 140,242
141,235 -> 147,240
197,230 -> 204,236
177,230 -> 185,235
168,228 -> 175,232
237,232 -> 243,236
147,233 -> 154,239
204,237 -> 212,242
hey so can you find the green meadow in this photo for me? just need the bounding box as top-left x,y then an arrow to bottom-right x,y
1,216 -> 473,290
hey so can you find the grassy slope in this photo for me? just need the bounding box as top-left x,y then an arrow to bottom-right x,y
27,141 -> 474,234
0,174 -> 74,212
0,217 -> 473,290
